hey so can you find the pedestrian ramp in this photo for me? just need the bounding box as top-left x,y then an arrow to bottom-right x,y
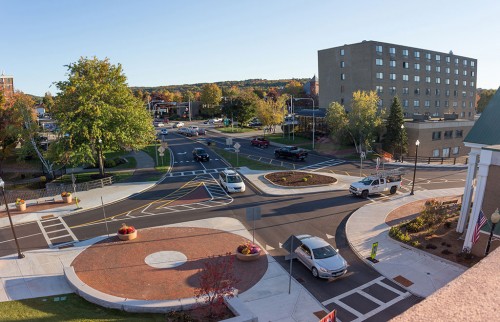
298,159 -> 345,172
37,215 -> 79,248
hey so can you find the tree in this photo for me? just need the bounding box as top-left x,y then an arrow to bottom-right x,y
325,91 -> 384,153
53,57 -> 155,177
0,91 -> 20,165
477,89 -> 496,114
182,90 -> 195,102
283,80 -> 304,97
200,83 -> 222,116
255,95 -> 288,136
42,92 -> 55,112
383,97 -> 407,157
221,88 -> 258,127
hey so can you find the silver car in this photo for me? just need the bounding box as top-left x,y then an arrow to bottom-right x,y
294,235 -> 347,279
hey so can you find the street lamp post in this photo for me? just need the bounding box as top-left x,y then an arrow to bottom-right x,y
0,178 -> 25,259
400,124 -> 404,162
410,139 -> 420,195
294,98 -> 316,150
485,208 -> 500,256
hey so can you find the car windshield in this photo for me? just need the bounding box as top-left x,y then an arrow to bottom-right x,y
360,178 -> 373,185
227,175 -> 242,183
196,149 -> 206,154
312,245 -> 337,259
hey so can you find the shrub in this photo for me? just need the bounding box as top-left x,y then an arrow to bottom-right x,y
444,221 -> 452,229
411,240 -> 422,248
113,157 -> 127,165
302,177 -> 308,182
281,177 -> 287,182
104,159 -> 116,168
406,217 -> 425,233
389,226 -> 411,243
307,174 -> 313,178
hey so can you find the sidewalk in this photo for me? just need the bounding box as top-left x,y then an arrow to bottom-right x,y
0,162 -> 469,320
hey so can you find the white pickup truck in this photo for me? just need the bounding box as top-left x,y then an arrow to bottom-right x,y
349,170 -> 404,198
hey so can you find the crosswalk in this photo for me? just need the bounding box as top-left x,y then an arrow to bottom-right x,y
37,215 -> 78,248
166,167 -> 229,178
322,276 -> 411,321
298,159 -> 345,172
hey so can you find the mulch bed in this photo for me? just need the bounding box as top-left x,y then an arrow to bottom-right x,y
264,171 -> 336,187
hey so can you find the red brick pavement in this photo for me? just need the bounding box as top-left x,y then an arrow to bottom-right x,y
71,227 -> 268,300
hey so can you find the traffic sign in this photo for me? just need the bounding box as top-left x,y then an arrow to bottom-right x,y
226,138 -> 233,146
234,142 -> 241,150
235,149 -> 240,153
161,142 -> 168,148
158,146 -> 165,153
360,151 -> 366,160
159,152 -> 164,157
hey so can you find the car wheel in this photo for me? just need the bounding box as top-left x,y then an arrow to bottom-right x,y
390,186 -> 397,194
275,152 -> 280,159
361,190 -> 369,199
312,267 -> 319,278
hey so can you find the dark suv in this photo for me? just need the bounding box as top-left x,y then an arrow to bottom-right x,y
192,148 -> 210,162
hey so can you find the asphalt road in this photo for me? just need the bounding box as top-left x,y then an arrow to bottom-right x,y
2,128 -> 467,321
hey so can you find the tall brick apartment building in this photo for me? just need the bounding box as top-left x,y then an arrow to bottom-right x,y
0,73 -> 14,98
318,41 -> 478,158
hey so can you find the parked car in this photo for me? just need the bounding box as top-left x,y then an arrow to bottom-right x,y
349,170 -> 404,198
294,235 -> 347,279
274,146 -> 308,161
251,137 -> 269,148
153,121 -> 165,127
177,127 -> 189,135
197,128 -> 206,135
173,122 -> 185,128
219,170 -> 245,193
160,129 -> 169,135
192,147 -> 210,162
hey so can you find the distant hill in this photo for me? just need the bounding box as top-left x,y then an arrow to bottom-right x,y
131,78 -> 310,93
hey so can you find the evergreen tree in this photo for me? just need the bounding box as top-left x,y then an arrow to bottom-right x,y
383,97 -> 407,158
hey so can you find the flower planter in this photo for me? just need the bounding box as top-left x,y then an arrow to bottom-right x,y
16,203 -> 26,211
62,195 -> 73,204
118,230 -> 137,241
236,251 -> 261,262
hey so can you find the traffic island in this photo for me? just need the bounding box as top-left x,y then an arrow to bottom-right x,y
264,171 -> 337,187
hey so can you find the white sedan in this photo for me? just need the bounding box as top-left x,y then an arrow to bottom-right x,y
173,122 -> 185,128
294,235 -> 347,279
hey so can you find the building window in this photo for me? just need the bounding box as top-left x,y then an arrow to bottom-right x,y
445,78 -> 450,85
454,58 -> 459,64
435,89 -> 441,96
402,87 -> 409,94
435,77 -> 441,84
389,47 -> 396,54
435,100 -> 440,107
426,88 -> 431,95
462,101 -> 466,108
471,71 -> 475,77
463,59 -> 467,66
402,49 -> 408,56
403,99 -> 409,107
426,65 -> 431,71
435,66 -> 440,73
425,76 -> 431,83
403,62 -> 409,69
390,86 -> 397,94
414,51 -> 420,58
462,91 -> 467,97
414,99 -> 420,107
390,60 -> 396,67
403,75 -> 409,81
453,147 -> 459,155
460,111 -> 465,117
414,75 -> 420,83
425,100 -> 430,107
446,67 -> 450,74
436,54 -> 441,61
470,91 -> 474,97
340,61 -> 345,68
454,90 -> 458,97
454,80 -> 459,86
376,45 -> 383,53
414,88 -> 420,95
341,98 -> 344,104
340,85 -> 344,93
341,73 -> 346,80
463,80 -> 467,86
463,70 -> 467,76
340,49 -> 345,56
432,131 -> 441,140
390,73 -> 396,80
471,61 -> 475,67
378,99 -> 383,107
454,69 -> 459,75
469,111 -> 472,117
443,148 -> 450,158
444,131 -> 452,139
444,100 -> 449,107
471,81 -> 475,87
455,130 -> 463,138
376,72 -> 383,79
445,90 -> 450,97
376,86 -> 383,94
414,63 -> 420,70
433,149 -> 440,157
446,56 -> 451,63
376,58 -> 383,66
453,101 -> 458,107
470,101 -> 473,108
426,53 -> 431,60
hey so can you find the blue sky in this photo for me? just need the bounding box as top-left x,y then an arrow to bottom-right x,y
3,0 -> 500,96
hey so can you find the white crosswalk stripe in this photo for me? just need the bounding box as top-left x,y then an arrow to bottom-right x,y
298,159 -> 345,172
37,216 -> 79,248
166,167 -> 230,178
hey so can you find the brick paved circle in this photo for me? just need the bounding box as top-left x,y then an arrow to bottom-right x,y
71,227 -> 268,300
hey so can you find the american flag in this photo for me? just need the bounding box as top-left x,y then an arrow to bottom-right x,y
472,210 -> 487,244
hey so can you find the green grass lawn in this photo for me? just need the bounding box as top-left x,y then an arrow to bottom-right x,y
141,144 -> 171,170
266,133 -> 312,149
216,126 -> 256,133
212,147 -> 286,170
0,293 -> 165,322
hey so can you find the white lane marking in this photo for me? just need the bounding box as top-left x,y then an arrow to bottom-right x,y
0,233 -> 43,244
322,276 -> 385,306
351,292 -> 411,322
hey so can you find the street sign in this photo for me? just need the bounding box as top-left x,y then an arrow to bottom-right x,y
360,151 -> 366,160
159,152 -> 164,157
161,142 -> 168,148
226,138 -> 233,146
234,142 -> 241,150
235,149 -> 240,153
246,207 -> 261,221
370,242 -> 378,260
158,146 -> 165,153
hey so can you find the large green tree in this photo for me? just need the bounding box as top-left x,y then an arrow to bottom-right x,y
255,95 -> 288,136
325,91 -> 384,153
383,97 -> 407,157
200,83 -> 222,116
221,88 -> 258,126
53,57 -> 155,177
477,89 -> 496,114
42,92 -> 55,112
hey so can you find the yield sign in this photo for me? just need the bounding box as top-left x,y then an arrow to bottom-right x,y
234,142 -> 241,150
158,146 -> 165,153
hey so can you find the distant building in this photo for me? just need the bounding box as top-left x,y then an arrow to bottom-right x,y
303,75 -> 319,97
318,41 -> 477,121
0,73 -> 14,98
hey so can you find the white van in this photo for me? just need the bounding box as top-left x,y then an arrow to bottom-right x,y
219,170 -> 246,193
